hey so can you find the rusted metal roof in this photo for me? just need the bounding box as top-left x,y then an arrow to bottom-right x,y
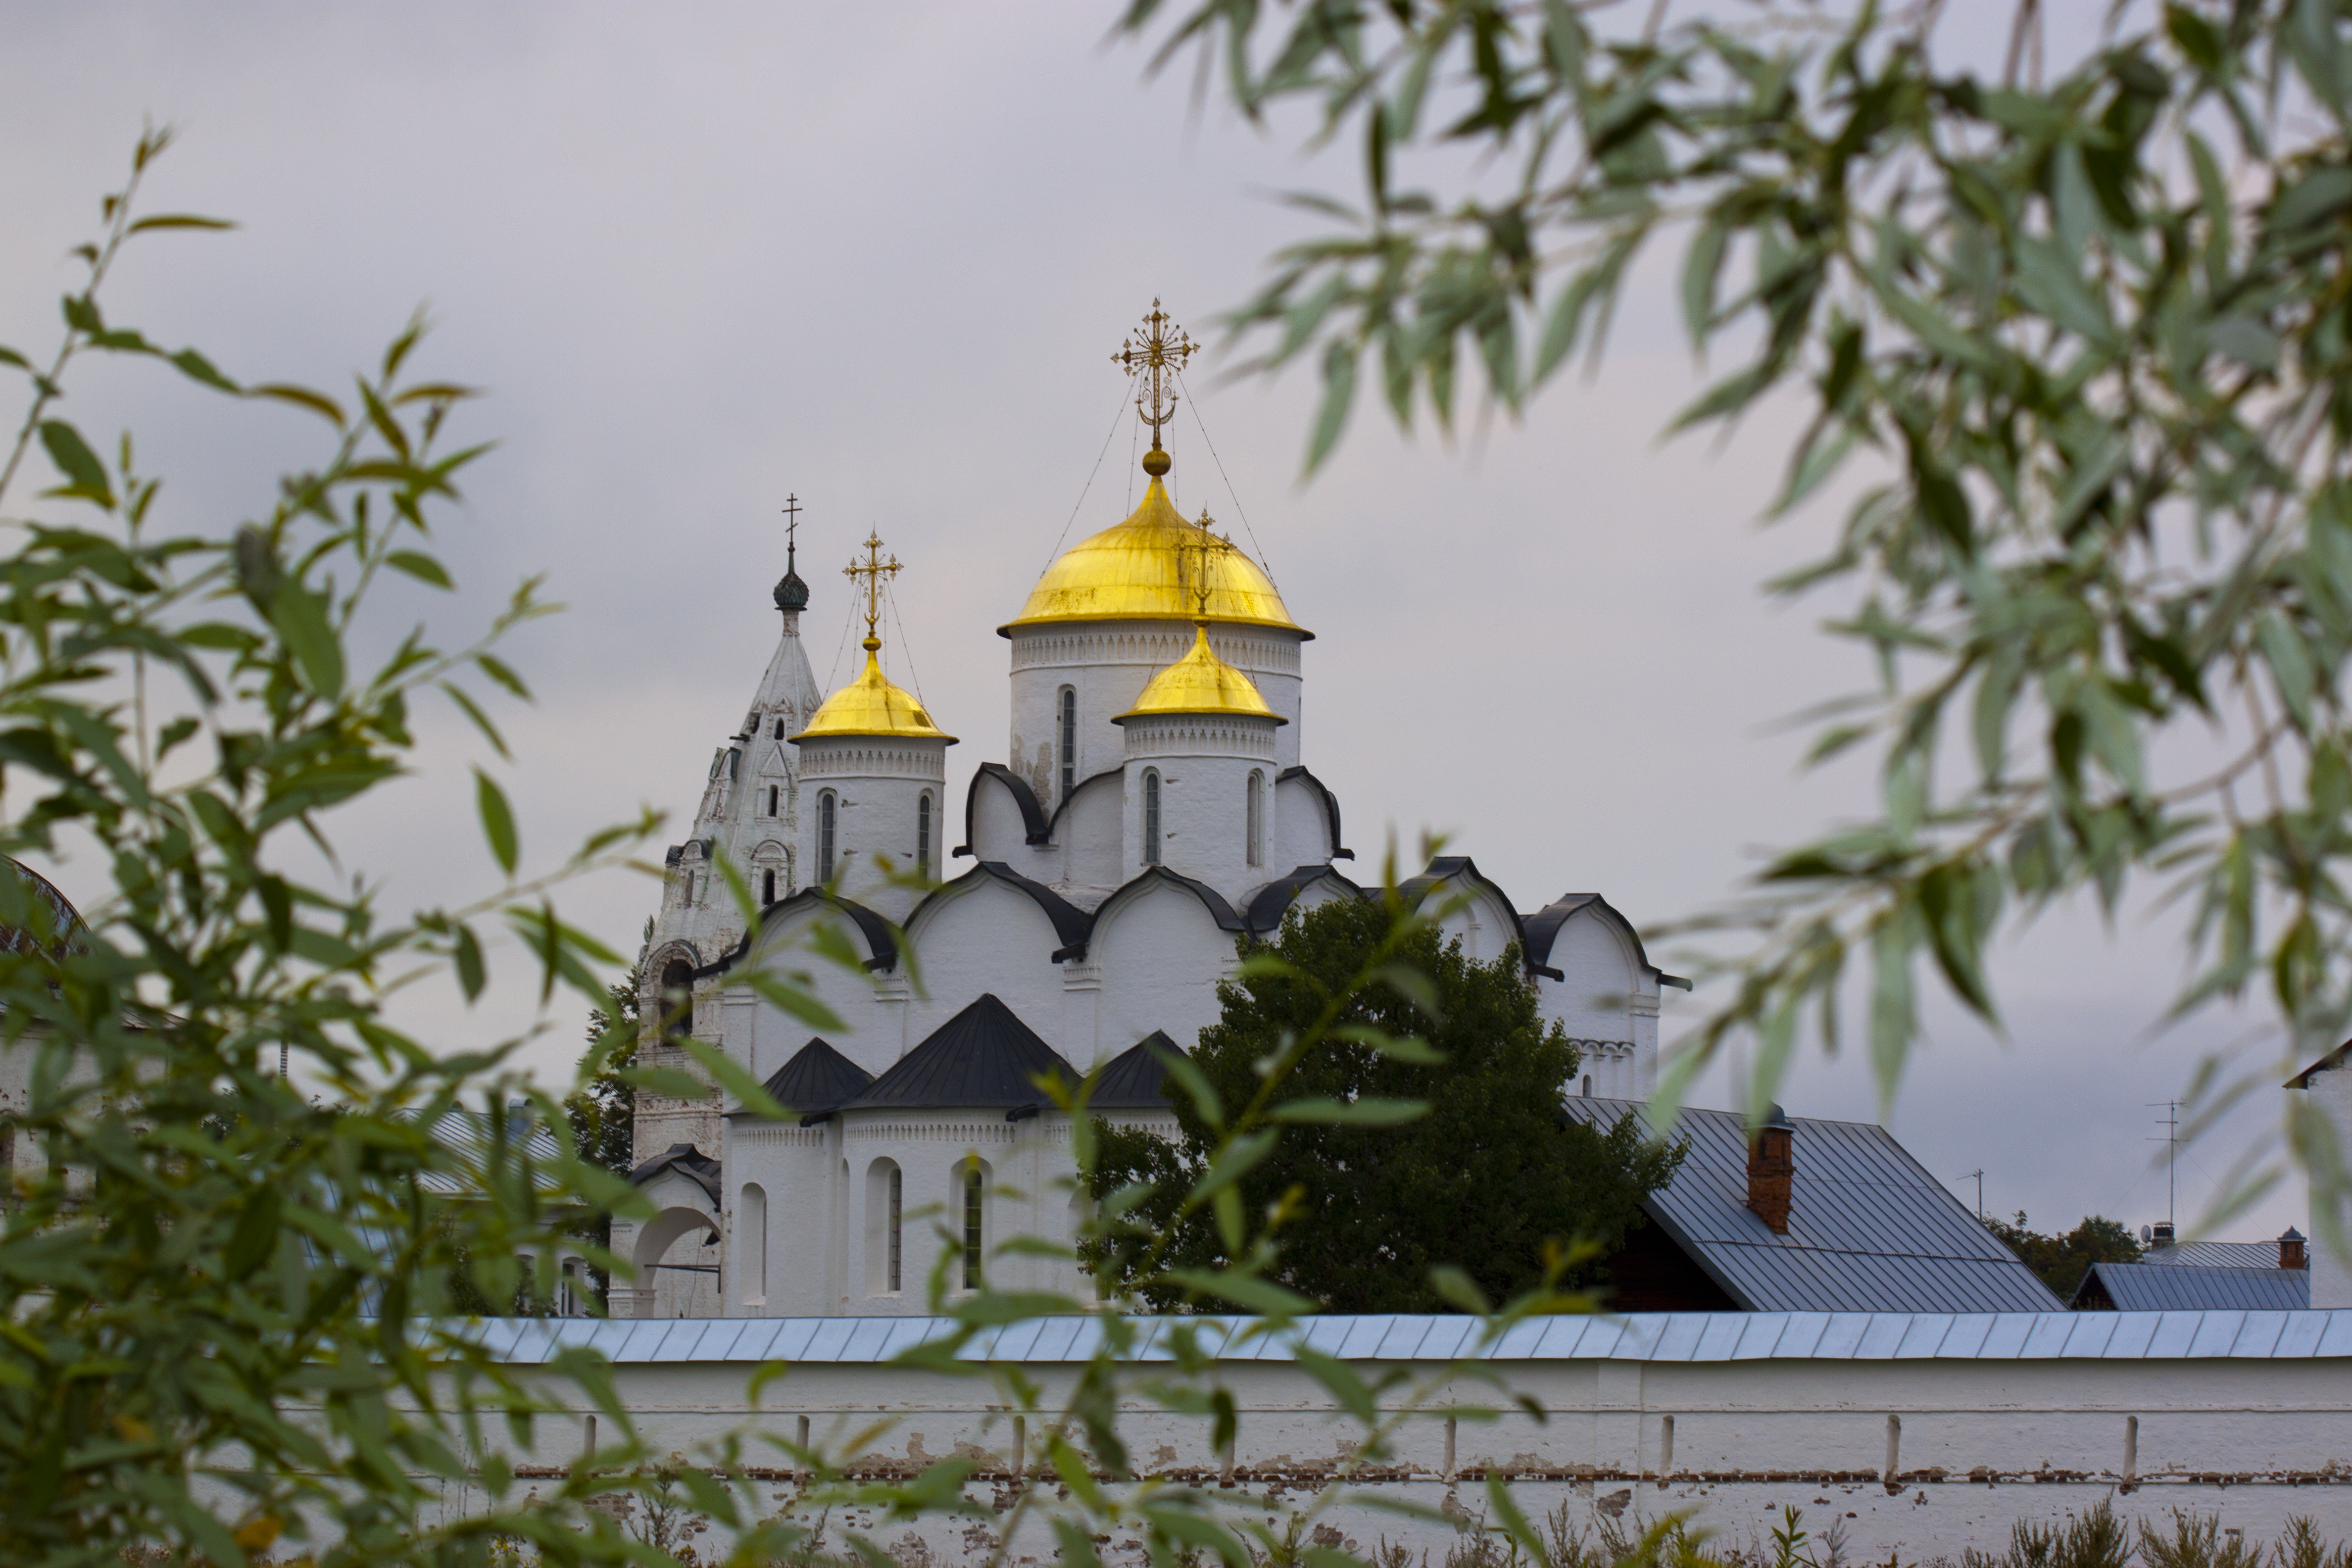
1561,1098 -> 2062,1314
465,1309 -> 2352,1366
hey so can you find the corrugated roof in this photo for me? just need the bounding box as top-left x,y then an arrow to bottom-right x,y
411,1107 -> 567,1197
842,993 -> 1076,1111
745,1037 -> 872,1119
464,1309 -> 2352,1366
1563,1098 -> 2063,1314
2142,1240 -> 2292,1269
2077,1262 -> 2310,1312
1088,1031 -> 1181,1110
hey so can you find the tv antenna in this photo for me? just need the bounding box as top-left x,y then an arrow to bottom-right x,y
1962,1168 -> 1984,1221
2147,1100 -> 2182,1232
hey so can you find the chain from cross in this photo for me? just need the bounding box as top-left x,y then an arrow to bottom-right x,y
1178,507 -> 1233,619
844,531 -> 901,651
1112,298 -> 1198,454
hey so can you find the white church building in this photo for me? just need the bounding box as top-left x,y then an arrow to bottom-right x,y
611,313 -> 1678,1320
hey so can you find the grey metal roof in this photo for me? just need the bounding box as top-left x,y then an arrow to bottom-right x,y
628,1143 -> 720,1203
1087,1031 -> 1181,1110
841,993 -> 1076,1111
462,1309 -> 2352,1367
2142,1240 -> 2295,1268
409,1107 -> 567,1197
744,1037 -> 872,1120
2077,1262 -> 2310,1312
1562,1098 -> 2064,1315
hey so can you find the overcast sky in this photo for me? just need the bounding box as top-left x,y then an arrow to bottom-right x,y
0,2 -> 2307,1247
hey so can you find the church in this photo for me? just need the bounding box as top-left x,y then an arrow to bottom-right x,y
609,306 -> 1677,1320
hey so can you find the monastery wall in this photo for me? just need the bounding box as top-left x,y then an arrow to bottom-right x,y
423,1313 -> 2352,1560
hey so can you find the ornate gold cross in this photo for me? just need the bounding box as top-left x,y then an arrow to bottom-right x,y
844,530 -> 901,651
1112,299 -> 1198,463
1178,508 -> 1233,620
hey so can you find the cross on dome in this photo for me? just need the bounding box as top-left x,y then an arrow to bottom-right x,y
843,530 -> 902,655
1112,299 -> 1197,478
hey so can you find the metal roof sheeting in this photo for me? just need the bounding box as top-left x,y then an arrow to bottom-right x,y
2080,1262 -> 2311,1312
466,1310 -> 2352,1366
1562,1098 -> 2063,1315
2141,1241 -> 2291,1269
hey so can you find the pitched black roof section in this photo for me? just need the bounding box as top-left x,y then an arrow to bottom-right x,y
1244,864 -> 1366,935
1088,1030 -> 1184,1110
627,1142 -> 721,1204
700,886 -> 898,979
2288,1039 -> 2352,1088
735,1037 -> 874,1121
957,762 -> 1049,856
1398,856 -> 1536,972
1562,1097 -> 2064,1314
1519,891 -> 1684,987
1101,865 -> 1246,936
911,862 -> 1096,962
842,993 -> 1078,1112
1275,766 -> 1352,859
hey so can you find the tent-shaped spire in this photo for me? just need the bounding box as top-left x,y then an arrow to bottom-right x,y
843,993 -> 1076,1110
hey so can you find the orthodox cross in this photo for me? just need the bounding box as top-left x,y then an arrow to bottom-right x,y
1112,299 -> 1198,458
843,530 -> 901,651
781,492 -> 802,570
1178,508 -> 1233,619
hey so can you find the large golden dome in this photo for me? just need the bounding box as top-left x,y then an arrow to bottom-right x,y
792,649 -> 956,743
1000,476 -> 1309,637
1115,624 -> 1285,724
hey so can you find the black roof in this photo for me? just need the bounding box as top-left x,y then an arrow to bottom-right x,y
702,887 -> 898,979
1398,855 -> 1532,964
1088,1030 -> 1184,1110
627,1142 -> 721,1204
2288,1040 -> 2352,1088
1275,766 -> 1351,859
909,863 -> 1096,962
1243,864 -> 1364,935
738,1037 -> 874,1120
959,762 -> 1049,854
1104,865 -> 1245,934
842,993 -> 1078,1111
1562,1097 -> 2063,1314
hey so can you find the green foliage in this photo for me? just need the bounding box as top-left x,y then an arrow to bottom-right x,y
1118,0 -> 2352,1237
1984,1211 -> 2143,1299
1960,1498 -> 2129,1568
569,925 -> 646,1180
0,129 -> 720,1565
1086,896 -> 1682,1312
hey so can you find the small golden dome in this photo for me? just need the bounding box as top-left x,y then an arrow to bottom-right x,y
1000,476 -> 1309,637
1115,624 -> 1286,725
792,645 -> 957,743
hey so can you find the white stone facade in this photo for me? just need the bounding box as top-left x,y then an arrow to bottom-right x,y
610,499 -> 1684,1321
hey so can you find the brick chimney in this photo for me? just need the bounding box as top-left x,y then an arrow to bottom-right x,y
1746,1103 -> 1794,1234
2282,1227 -> 2307,1271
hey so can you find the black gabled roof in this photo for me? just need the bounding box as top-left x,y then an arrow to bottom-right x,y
1398,855 -> 1532,965
740,1037 -> 873,1120
701,886 -> 898,979
958,762 -> 1049,855
1244,863 -> 1365,935
1088,1029 -> 1184,1109
627,1142 -> 721,1204
841,993 -> 1078,1111
1275,766 -> 1352,859
911,862 -> 1096,961
1103,865 -> 1246,934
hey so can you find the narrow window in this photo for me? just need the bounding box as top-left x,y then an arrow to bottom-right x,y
888,1166 -> 903,1292
1581,1075 -> 1593,1099
762,868 -> 777,904
1059,687 -> 1077,802
917,791 -> 933,880
1141,770 -> 1161,865
962,1167 -> 983,1288
741,1183 -> 768,1306
818,789 -> 836,882
1246,770 -> 1265,867
767,784 -> 779,815
773,719 -> 784,740
661,959 -> 694,1040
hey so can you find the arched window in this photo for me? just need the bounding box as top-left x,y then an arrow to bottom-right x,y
865,1160 -> 902,1295
962,1165 -> 984,1289
1141,770 -> 1161,865
740,1183 -> 768,1307
660,959 -> 694,1040
1059,687 -> 1077,802
917,791 -> 933,881
1246,770 -> 1265,867
817,789 -> 837,882
762,868 -> 777,905
766,784 -> 779,816
773,719 -> 785,740
1581,1075 -> 1593,1099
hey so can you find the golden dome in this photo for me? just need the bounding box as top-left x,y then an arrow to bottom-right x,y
1000,476 -> 1309,637
792,647 -> 957,743
1115,624 -> 1286,725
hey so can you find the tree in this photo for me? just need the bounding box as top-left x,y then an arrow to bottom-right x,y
1987,1212 -> 2144,1300
569,921 -> 648,1180
1087,895 -> 1683,1312
1118,0 -> 2352,1237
